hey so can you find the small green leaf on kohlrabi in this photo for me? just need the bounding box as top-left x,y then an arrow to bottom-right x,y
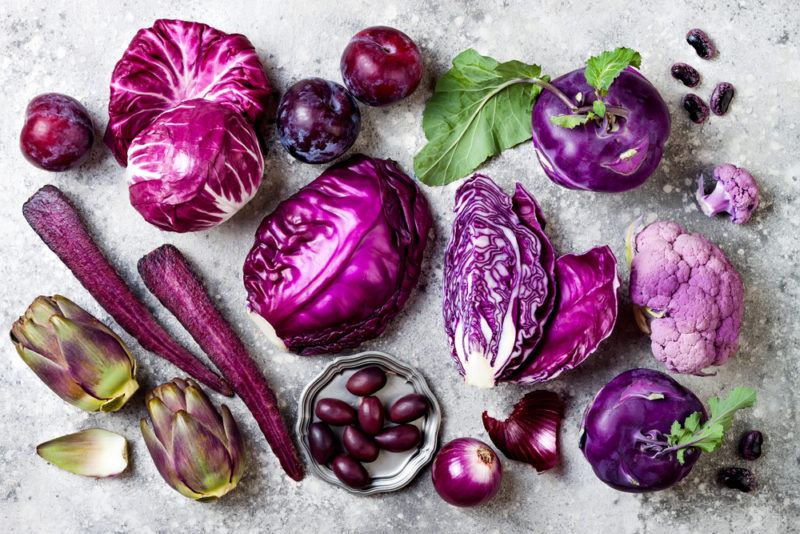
584,48 -> 642,95
593,100 -> 607,117
36,428 -> 128,477
666,387 -> 756,465
414,49 -> 546,186
549,112 -> 596,129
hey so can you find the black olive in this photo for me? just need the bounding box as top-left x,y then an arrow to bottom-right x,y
687,28 -> 716,59
671,63 -> 701,87
717,466 -> 756,493
682,94 -> 710,124
738,430 -> 764,460
710,82 -> 735,116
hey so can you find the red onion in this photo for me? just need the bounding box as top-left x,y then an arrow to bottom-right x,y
431,438 -> 502,507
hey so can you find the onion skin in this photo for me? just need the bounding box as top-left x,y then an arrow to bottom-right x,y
431,438 -> 502,507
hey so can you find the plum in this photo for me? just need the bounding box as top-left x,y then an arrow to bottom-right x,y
331,454 -> 370,488
357,396 -> 384,435
20,93 -> 94,171
346,366 -> 387,396
342,425 -> 380,462
388,393 -> 429,423
276,78 -> 360,164
308,422 -> 338,464
340,26 -> 423,106
375,424 -> 421,452
532,68 -> 670,192
315,398 -> 356,425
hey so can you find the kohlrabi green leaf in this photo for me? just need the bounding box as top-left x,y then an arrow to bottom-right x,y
584,48 -> 642,95
414,49 -> 546,186
593,100 -> 607,117
666,387 -> 756,464
549,112 -> 595,129
36,428 -> 128,477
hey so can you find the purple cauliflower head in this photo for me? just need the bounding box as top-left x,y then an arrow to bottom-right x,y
696,164 -> 759,224
628,220 -> 744,375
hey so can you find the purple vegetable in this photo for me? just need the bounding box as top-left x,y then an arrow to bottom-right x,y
308,422 -> 337,464
580,368 -> 706,492
137,244 -> 303,481
431,438 -> 502,507
686,28 -> 716,60
243,155 -> 432,354
331,454 -> 370,488
342,425 -> 380,462
22,186 -> 230,395
443,175 -> 619,387
670,63 -> 700,88
388,393 -> 429,424
346,366 -> 387,396
127,99 -> 264,233
696,164 -> 759,224
482,390 -> 563,472
682,94 -> 710,124
739,430 -> 764,461
628,220 -> 744,374
315,398 -> 357,426
532,68 -> 670,192
358,396 -> 385,435
718,467 -> 756,492
106,19 -> 272,165
20,93 -> 94,172
374,424 -> 421,452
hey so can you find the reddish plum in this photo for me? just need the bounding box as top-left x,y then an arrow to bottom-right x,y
340,26 -> 423,107
276,78 -> 360,164
20,93 -> 94,171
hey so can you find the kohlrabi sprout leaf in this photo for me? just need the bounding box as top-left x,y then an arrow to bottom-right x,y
666,387 -> 756,464
592,100 -> 607,116
548,113 -> 595,129
414,49 -> 545,186
36,428 -> 128,477
584,47 -> 642,95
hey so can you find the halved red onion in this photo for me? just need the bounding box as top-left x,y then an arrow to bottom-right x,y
482,390 -> 564,472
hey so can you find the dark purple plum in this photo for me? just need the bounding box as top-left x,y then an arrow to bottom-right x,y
532,68 -> 670,192
20,93 -> 94,171
343,425 -> 380,462
388,393 -> 429,423
346,366 -> 387,396
580,368 -> 706,493
276,78 -> 360,164
331,454 -> 370,488
308,422 -> 338,464
375,424 -> 421,452
340,26 -> 423,107
358,396 -> 384,435
315,398 -> 356,425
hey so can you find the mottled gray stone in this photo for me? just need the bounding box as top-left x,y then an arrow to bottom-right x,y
0,1 -> 797,533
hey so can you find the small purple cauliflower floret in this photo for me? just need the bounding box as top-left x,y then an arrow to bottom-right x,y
696,164 -> 760,224
629,221 -> 744,375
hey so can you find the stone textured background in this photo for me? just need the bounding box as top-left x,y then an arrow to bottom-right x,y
1,1 -> 797,532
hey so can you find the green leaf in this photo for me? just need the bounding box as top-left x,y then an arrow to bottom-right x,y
584,47 -> 642,95
37,428 -> 128,477
414,49 -> 545,186
549,112 -> 595,129
665,387 -> 757,459
593,100 -> 607,117
676,449 -> 686,465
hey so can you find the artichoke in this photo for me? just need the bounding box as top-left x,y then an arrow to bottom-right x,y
141,378 -> 245,501
10,295 -> 139,412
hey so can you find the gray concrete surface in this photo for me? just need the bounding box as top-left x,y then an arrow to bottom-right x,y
1,1 -> 798,532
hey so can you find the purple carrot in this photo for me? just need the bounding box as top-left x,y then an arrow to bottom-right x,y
22,185 -> 231,396
137,244 -> 304,481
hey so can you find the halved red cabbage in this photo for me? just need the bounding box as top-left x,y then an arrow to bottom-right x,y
443,176 -> 555,388
482,390 -> 564,472
106,19 -> 272,165
443,175 -> 619,388
511,246 -> 619,384
243,155 -> 432,355
127,99 -> 263,233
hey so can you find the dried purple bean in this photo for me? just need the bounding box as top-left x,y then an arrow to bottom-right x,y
682,94 -> 710,124
738,430 -> 763,461
710,82 -> 735,116
717,466 -> 756,493
670,63 -> 701,87
687,28 -> 716,59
